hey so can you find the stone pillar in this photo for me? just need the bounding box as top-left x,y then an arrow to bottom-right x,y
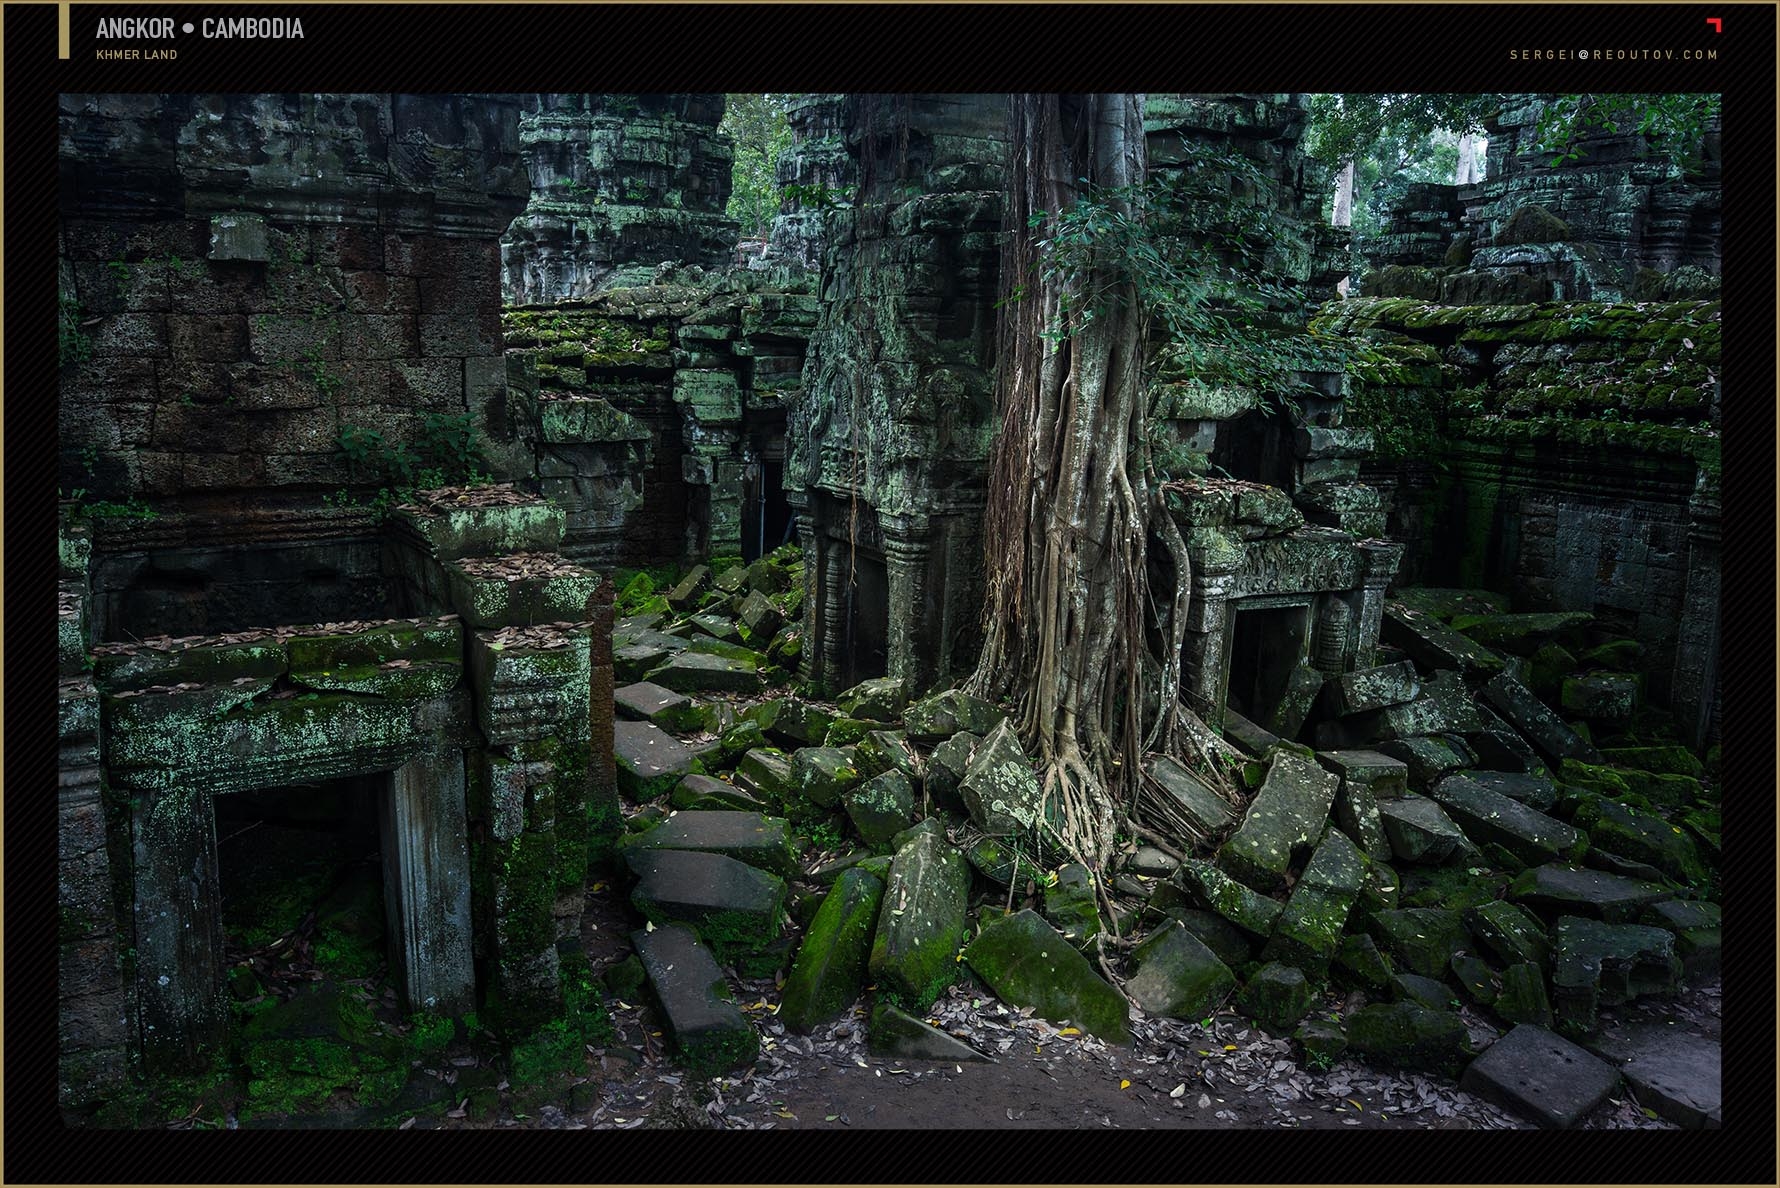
1672,473 -> 1721,750
59,677 -> 128,1108
1312,595 -> 1354,677
380,753 -> 475,1015
132,785 -> 226,1071
789,503 -> 822,687
1182,568 -> 1240,728
1352,539 -> 1404,671
818,531 -> 850,697
882,513 -> 934,694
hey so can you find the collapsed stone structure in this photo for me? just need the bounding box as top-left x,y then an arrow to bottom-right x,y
1336,95 -> 1721,747
57,95 -> 617,1107
57,92 -> 1721,1130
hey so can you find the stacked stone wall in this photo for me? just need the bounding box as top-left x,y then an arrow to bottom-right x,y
1314,296 -> 1720,734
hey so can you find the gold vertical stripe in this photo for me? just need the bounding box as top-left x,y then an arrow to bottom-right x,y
59,1 -> 71,58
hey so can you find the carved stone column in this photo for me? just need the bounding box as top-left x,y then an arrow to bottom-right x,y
788,502 -> 822,687
1352,539 -> 1404,671
1182,566 -> 1241,729
819,534 -> 850,697
132,786 -> 226,1072
381,753 -> 475,1014
882,513 -> 934,694
1313,594 -> 1354,677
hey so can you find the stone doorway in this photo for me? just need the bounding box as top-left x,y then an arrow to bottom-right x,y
742,454 -> 794,563
840,552 -> 890,688
216,774 -> 388,991
1222,599 -> 1314,727
134,753 -> 474,1068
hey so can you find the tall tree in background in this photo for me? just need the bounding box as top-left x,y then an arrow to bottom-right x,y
722,93 -> 795,238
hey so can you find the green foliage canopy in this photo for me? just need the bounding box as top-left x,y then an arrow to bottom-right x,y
722,93 -> 796,238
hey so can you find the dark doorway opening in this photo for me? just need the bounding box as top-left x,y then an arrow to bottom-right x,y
840,551 -> 890,688
216,773 -> 389,986
1223,601 -> 1312,725
1211,397 -> 1296,489
742,456 -> 794,563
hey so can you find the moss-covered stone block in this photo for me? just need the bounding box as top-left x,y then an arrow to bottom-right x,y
1041,863 -> 1102,951
1597,745 -> 1703,779
869,830 -> 969,1013
822,716 -> 878,747
646,650 -> 759,694
1367,908 -> 1471,979
1378,795 -> 1470,864
901,689 -> 1007,742
766,699 -> 835,747
1451,953 -> 1500,1004
537,396 -> 651,444
1236,962 -> 1312,1035
1345,1001 -> 1470,1074
1466,900 -> 1551,971
734,747 -> 794,803
1572,797 -> 1706,887
1125,920 -> 1236,1020
1261,828 -> 1366,976
959,719 -> 1059,848
445,556 -> 601,629
1218,751 -> 1339,893
626,848 -> 786,959
1494,962 -> 1553,1027
1450,611 -> 1593,657
779,866 -> 885,1033
1382,604 -> 1504,675
468,626 -> 590,746
961,835 -> 1048,890
670,773 -> 770,814
632,923 -> 757,1077
622,809 -> 798,878
390,494 -> 564,562
94,636 -> 288,690
842,769 -> 917,849
964,909 -> 1130,1042
1551,916 -> 1680,1035
613,719 -> 694,801
1507,864 -> 1671,924
613,681 -> 704,732
1334,933 -> 1394,990
1428,773 -> 1584,867
837,676 -> 908,722
1175,858 -> 1283,938
1639,899 -> 1720,975
1561,672 -> 1640,722
867,999 -> 991,1062
790,746 -> 860,811
1296,1016 -> 1348,1068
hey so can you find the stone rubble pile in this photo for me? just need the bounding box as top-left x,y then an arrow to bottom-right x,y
601,567 -> 1720,1128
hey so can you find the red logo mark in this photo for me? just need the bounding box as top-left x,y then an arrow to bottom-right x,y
1705,17 -> 1721,31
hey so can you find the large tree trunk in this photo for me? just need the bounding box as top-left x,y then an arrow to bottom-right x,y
968,94 -> 1156,873
1331,157 -> 1356,227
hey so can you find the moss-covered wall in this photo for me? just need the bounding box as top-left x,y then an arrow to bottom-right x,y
59,93 -> 529,637
1316,296 -> 1721,723
502,272 -> 815,569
